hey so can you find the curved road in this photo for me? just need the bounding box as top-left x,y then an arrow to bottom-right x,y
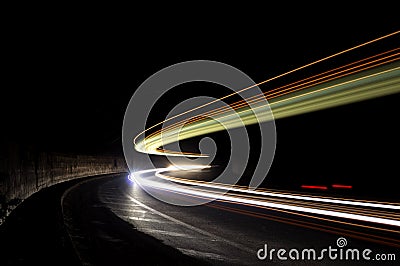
62,173 -> 399,266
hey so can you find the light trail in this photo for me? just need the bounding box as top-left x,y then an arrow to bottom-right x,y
154,174 -> 400,223
127,32 -> 400,237
128,167 -> 400,228
152,169 -> 400,211
137,62 -> 400,155
133,31 -> 400,156
143,182 -> 400,247
133,30 -> 400,149
143,48 -> 400,144
332,184 -> 353,189
206,203 -> 400,248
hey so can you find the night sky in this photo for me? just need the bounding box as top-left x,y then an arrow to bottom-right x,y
3,11 -> 399,198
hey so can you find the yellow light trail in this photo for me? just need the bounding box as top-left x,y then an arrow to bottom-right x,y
128,33 -> 400,245
134,30 -> 400,143
133,30 -> 400,157
142,49 -> 399,144
133,32 -> 400,157
136,61 -> 400,156
141,50 -> 400,152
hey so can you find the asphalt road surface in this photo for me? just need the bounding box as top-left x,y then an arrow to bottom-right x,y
62,174 -> 399,266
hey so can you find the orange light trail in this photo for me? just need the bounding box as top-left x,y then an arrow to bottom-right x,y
134,30 -> 400,148
135,32 -> 400,156
144,48 -> 400,142
133,31 -> 400,143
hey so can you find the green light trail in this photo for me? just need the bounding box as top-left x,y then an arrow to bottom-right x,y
135,61 -> 400,157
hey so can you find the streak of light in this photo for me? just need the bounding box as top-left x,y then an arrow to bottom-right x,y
301,185 -> 328,190
135,54 -> 400,156
127,33 -> 400,238
130,167 -> 400,227
155,175 -> 400,223
143,49 -> 399,143
139,181 -> 400,247
154,169 -> 400,210
149,180 -> 400,237
332,184 -> 353,189
207,203 -> 400,248
133,30 -> 400,148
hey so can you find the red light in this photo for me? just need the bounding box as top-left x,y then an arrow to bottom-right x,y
301,185 -> 328,190
332,184 -> 352,189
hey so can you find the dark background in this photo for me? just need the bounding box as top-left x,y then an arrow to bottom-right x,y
2,10 -> 399,199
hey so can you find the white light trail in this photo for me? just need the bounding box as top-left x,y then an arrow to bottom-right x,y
130,167 -> 400,228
